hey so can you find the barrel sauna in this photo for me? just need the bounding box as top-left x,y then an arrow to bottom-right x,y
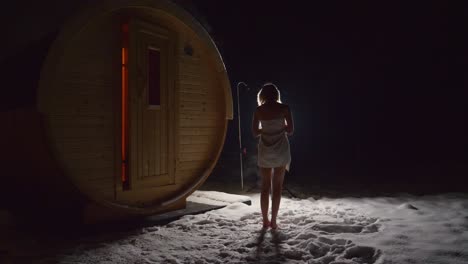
1,0 -> 233,224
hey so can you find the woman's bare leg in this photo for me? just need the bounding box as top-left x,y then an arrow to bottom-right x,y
260,167 -> 272,228
271,166 -> 285,229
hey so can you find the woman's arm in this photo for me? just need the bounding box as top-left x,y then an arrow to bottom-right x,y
285,105 -> 294,136
252,110 -> 262,137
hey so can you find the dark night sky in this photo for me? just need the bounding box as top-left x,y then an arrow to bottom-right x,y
192,1 -> 468,187
1,1 -> 466,189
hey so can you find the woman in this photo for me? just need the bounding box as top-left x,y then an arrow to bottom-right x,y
252,83 -> 294,229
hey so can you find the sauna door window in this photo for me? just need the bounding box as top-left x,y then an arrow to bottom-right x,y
120,19 -> 176,197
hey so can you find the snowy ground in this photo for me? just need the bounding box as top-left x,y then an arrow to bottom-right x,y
2,191 -> 468,264
52,192 -> 468,263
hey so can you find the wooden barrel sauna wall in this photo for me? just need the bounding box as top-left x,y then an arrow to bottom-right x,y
1,0 -> 233,223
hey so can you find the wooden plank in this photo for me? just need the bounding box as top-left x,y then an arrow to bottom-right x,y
179,83 -> 208,94
180,113 -> 221,121
168,27 -> 177,184
54,139 -> 114,151
49,116 -> 113,126
46,103 -> 113,113
59,147 -> 113,156
179,101 -> 218,112
180,96 -> 222,105
49,121 -> 113,129
55,143 -> 113,155
179,92 -> 218,103
64,150 -> 114,161
177,160 -> 208,171
73,167 -> 115,179
179,127 -> 218,136
178,71 -> 203,78
68,171 -> 115,183
159,62 -> 168,174
57,83 -> 114,95
178,79 -> 207,86
180,135 -> 214,145
161,108 -> 168,175
180,144 -> 211,153
48,126 -> 112,139
179,152 -> 214,162
55,138 -> 113,147
175,168 -> 205,178
115,184 -> 180,205
180,109 -> 221,118
142,104 -> 150,178
174,168 -> 205,184
178,55 -> 201,64
178,57 -> 201,66
180,117 -> 221,128
65,157 -> 114,168
179,112 -> 222,120
155,109 -> 161,177
50,107 -> 112,116
49,113 -> 113,119
178,88 -> 208,95
178,74 -> 207,84
50,88 -> 113,99
64,66 -> 115,76
179,63 -> 202,75
63,74 -> 112,84
56,135 -> 113,151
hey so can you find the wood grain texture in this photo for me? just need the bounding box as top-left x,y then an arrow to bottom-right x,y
40,12 -> 120,202
37,2 -> 232,215
126,18 -> 176,197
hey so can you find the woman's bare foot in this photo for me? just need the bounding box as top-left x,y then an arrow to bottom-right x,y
270,220 -> 278,230
263,219 -> 271,229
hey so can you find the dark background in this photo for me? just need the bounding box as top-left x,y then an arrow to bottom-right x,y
190,1 -> 468,191
1,0 -> 467,193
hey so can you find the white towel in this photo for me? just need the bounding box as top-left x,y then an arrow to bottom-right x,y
257,118 -> 291,171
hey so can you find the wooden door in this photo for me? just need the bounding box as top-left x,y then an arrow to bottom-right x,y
118,19 -> 176,203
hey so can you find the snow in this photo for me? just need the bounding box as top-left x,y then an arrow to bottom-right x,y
4,192 -> 468,263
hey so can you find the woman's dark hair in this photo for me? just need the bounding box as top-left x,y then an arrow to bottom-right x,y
257,82 -> 281,106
